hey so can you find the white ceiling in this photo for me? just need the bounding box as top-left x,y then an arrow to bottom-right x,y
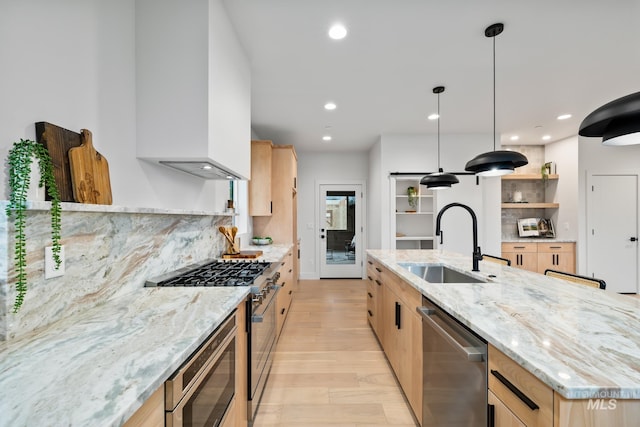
223,0 -> 640,153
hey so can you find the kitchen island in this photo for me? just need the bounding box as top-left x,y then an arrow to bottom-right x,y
367,249 -> 640,426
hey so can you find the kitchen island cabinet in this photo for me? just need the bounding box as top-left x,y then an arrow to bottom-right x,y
366,249 -> 640,427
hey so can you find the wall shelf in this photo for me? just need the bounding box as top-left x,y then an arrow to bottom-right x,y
501,202 -> 559,209
391,176 -> 436,249
502,174 -> 559,181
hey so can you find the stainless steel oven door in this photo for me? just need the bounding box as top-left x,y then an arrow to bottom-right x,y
248,284 -> 278,422
166,315 -> 237,427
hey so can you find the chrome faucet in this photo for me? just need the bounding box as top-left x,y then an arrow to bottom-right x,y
435,202 -> 482,272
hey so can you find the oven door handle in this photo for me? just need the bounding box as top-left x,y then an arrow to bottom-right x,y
251,286 -> 279,322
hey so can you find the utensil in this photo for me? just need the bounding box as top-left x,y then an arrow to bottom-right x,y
68,129 -> 113,204
34,122 -> 83,202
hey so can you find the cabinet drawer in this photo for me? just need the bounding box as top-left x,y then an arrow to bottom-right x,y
502,242 -> 537,253
488,345 -> 553,427
537,242 -> 574,253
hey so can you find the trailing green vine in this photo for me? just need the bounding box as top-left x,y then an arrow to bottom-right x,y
6,139 -> 62,313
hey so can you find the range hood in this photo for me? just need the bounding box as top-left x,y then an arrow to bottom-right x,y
159,160 -> 242,180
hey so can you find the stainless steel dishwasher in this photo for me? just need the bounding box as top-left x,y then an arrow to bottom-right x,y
418,296 -> 488,426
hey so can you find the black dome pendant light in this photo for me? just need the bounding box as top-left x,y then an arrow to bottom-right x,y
465,23 -> 528,176
421,86 -> 459,189
579,91 -> 640,145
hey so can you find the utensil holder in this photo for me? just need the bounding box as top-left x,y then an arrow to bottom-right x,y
225,238 -> 240,255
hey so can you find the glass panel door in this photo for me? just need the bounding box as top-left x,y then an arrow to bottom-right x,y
319,184 -> 363,278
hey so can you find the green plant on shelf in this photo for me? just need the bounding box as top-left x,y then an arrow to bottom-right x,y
6,139 -> 62,313
407,186 -> 418,210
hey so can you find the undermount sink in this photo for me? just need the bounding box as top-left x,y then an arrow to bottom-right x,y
399,264 -> 486,284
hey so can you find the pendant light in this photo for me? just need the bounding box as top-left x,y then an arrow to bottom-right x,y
421,86 -> 459,189
465,23 -> 528,176
579,91 -> 640,145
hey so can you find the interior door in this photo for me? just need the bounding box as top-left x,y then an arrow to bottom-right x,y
587,174 -> 638,293
319,184 -> 363,278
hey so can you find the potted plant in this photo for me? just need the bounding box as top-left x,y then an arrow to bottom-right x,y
407,186 -> 418,211
6,139 -> 62,312
541,162 -> 552,185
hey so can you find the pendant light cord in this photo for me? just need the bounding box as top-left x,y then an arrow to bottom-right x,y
492,33 -> 496,151
437,91 -> 441,170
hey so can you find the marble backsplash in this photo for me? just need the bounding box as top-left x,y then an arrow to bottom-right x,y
0,203 -> 231,340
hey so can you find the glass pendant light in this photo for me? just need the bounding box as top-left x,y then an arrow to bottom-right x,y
465,23 -> 528,176
421,86 -> 459,189
579,91 -> 640,145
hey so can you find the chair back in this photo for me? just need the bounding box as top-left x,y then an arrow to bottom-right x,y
482,254 -> 511,266
544,269 -> 606,290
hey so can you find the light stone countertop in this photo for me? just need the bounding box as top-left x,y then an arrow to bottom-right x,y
367,249 -> 640,400
502,238 -> 577,243
0,283 -> 250,426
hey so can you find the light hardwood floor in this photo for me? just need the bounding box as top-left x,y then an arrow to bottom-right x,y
254,279 -> 417,427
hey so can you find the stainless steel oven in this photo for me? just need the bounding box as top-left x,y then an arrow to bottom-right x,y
165,312 -> 237,427
247,264 -> 280,425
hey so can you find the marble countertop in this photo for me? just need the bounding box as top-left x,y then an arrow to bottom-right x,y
0,283 -> 249,426
367,249 -> 640,399
240,243 -> 294,263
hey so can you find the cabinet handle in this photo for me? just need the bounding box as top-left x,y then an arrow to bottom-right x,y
550,246 -> 562,249
395,302 -> 401,329
488,404 -> 495,427
514,246 -> 525,249
289,269 -> 292,273
367,310 -> 373,317
281,282 -> 286,287
270,201 -> 273,214
375,279 -> 382,286
367,275 -> 373,281
490,370 -> 540,411
368,260 -> 373,265
280,308 -> 286,315
367,292 -> 373,298
288,290 -> 292,295
375,267 -> 382,273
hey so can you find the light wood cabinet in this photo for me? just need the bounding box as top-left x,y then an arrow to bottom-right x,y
370,257 -> 422,425
249,140 -> 273,216
489,390 -> 526,427
502,242 -> 575,274
366,259 -> 383,340
276,252 -> 295,338
502,243 -> 539,272
234,301 -> 248,427
536,243 -> 575,274
123,385 -> 164,427
489,344 -> 553,427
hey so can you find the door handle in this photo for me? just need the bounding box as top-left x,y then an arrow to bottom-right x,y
631,237 -> 638,242
320,235 -> 325,239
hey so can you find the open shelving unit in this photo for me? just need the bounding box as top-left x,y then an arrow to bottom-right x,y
391,176 -> 436,249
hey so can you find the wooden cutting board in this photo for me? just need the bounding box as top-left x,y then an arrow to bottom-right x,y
68,129 -> 113,204
222,250 -> 264,259
34,122 -> 83,202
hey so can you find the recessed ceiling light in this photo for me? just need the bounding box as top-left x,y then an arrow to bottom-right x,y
201,165 -> 212,170
510,135 -> 519,141
324,102 -> 337,110
328,24 -> 347,40
322,135 -> 332,141
427,113 -> 439,120
542,135 -> 551,141
557,114 -> 572,120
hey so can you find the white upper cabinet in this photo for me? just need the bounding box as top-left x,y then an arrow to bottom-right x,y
135,0 -> 251,180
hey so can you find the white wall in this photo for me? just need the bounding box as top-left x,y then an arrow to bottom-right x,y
376,133 -> 501,257
578,134 -> 640,274
368,139 -> 383,249
0,0 -> 232,211
545,136 -> 579,241
297,151 -> 369,279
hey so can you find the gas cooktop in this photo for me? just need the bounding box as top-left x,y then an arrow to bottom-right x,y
146,260 -> 271,288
